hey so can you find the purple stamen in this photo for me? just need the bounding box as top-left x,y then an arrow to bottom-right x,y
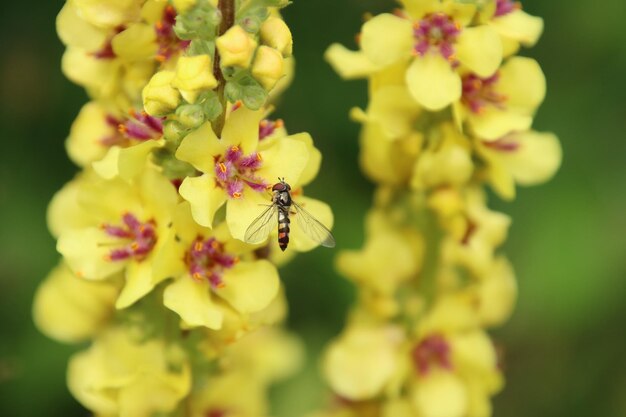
259,119 -> 284,140
483,136 -> 520,152
102,213 -> 157,262
413,13 -> 461,62
495,0 -> 520,17
411,334 -> 452,375
186,237 -> 237,289
213,145 -> 268,199
461,72 -> 507,114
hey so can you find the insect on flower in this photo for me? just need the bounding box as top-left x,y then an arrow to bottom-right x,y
245,178 -> 336,251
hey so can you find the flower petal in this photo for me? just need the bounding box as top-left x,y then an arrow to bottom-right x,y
498,57 -> 546,113
468,106 -> 532,140
175,122 -> 221,173
507,131 -> 562,185
285,133 -> 320,186
58,227 -> 127,280
226,189 -> 270,242
256,136 -> 309,186
216,260 -> 279,314
456,26 -> 502,77
406,54 -> 461,110
221,107 -> 263,152
324,44 -> 379,79
66,101 -> 111,167
289,196 -> 334,252
56,1 -> 108,50
111,23 -> 158,60
324,327 -> 397,400
492,10 -> 543,47
33,262 -> 118,343
47,176 -> 95,238
163,277 -> 223,329
179,174 -> 226,228
361,14 -> 414,67
116,260 -> 156,309
411,371 -> 467,417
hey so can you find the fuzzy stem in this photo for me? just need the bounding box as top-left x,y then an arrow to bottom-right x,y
212,0 -> 235,137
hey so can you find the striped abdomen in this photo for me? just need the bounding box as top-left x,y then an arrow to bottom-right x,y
277,206 -> 290,251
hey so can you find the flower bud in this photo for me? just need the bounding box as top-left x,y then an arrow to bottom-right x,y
33,263 -> 118,343
176,103 -> 205,128
251,45 -> 285,90
216,25 -> 257,68
142,70 -> 181,116
260,17 -> 293,57
171,55 -> 218,102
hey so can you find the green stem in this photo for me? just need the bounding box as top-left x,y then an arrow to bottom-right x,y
212,0 -> 236,137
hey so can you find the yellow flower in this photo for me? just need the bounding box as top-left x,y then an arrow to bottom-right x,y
260,17 -> 293,57
411,123 -> 474,189
251,45 -> 285,90
483,0 -> 544,56
188,371 -> 268,417
171,55 -> 219,103
324,324 -> 403,400
142,70 -> 181,116
337,209 -> 424,298
54,169 -> 178,309
328,1 -> 502,110
454,57 -> 546,140
68,326 -> 191,417
440,188 -> 511,277
216,25 -> 258,68
72,0 -> 143,28
475,129 -> 561,200
175,107 -> 331,248
156,202 -> 280,330
33,262 -> 120,343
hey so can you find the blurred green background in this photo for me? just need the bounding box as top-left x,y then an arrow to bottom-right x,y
1,0 -> 625,416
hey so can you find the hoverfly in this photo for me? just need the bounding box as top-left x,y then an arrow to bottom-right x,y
244,178 -> 336,251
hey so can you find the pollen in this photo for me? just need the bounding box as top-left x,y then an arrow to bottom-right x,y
219,162 -> 227,173
232,192 -> 242,198
231,146 -> 239,152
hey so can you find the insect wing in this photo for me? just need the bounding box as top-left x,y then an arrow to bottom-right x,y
244,204 -> 278,244
292,201 -> 336,248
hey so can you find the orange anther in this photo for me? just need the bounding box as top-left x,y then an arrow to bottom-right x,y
231,145 -> 239,152
211,240 -> 219,249
156,54 -> 167,63
131,242 -> 139,250
260,120 -> 268,127
194,241 -> 203,251
275,119 -> 284,128
217,282 -> 226,289
156,21 -> 164,30
232,192 -> 242,199
118,124 -> 128,133
219,162 -> 227,173
192,272 -> 203,281
256,153 -> 262,161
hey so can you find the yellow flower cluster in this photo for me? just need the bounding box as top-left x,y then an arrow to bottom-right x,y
317,1 -> 561,416
35,0 -> 331,415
